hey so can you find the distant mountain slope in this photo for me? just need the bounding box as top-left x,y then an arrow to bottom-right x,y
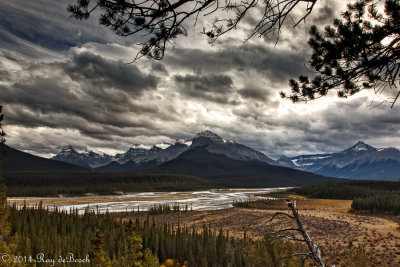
116,145 -> 162,165
94,143 -> 188,172
2,139 -> 342,188
151,147 -> 342,187
278,141 -> 400,180
54,130 -> 278,170
190,130 -> 278,165
1,145 -> 87,172
52,145 -> 113,168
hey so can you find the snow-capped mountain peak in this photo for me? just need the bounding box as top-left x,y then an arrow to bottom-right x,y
190,130 -> 277,165
195,130 -> 222,139
343,141 -> 377,153
277,141 -> 400,179
52,130 -> 279,169
194,130 -> 235,144
52,145 -> 112,168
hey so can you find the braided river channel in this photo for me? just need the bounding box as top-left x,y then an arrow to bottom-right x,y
8,188 -> 288,214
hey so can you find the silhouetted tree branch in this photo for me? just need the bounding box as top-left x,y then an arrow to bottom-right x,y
68,0 -> 318,59
281,0 -> 400,107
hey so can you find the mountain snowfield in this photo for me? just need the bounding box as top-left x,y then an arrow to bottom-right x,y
278,141 -> 400,180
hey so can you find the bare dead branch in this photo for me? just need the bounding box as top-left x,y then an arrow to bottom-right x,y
286,199 -> 325,267
267,211 -> 295,222
268,199 -> 326,267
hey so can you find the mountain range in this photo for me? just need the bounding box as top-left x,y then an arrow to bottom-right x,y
52,140 -> 193,169
4,130 -> 399,184
278,141 -> 400,180
2,130 -> 341,187
52,130 -> 278,170
51,132 -> 400,180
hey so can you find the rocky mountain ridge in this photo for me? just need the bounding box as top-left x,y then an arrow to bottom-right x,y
278,141 -> 400,179
51,130 -> 277,169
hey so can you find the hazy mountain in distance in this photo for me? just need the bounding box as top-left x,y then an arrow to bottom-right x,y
52,145 -> 113,168
278,141 -> 400,179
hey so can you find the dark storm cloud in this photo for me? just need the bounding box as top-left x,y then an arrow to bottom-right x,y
237,87 -> 270,101
322,101 -> 400,138
167,44 -> 307,83
65,52 -> 158,94
2,0 -> 400,159
0,70 -> 9,80
2,49 -> 160,113
1,79 -> 156,131
151,62 -> 169,75
174,74 -> 233,93
0,0 -> 130,52
174,73 -> 238,104
4,105 -> 124,140
0,49 -> 172,140
0,28 -> 52,61
226,94 -> 400,159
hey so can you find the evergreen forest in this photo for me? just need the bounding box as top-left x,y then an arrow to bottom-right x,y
3,172 -> 215,197
4,204 -> 310,267
292,180 -> 400,214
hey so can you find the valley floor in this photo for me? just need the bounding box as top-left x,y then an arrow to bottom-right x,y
122,198 -> 400,266
8,194 -> 400,266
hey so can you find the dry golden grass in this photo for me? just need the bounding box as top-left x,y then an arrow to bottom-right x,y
123,198 -> 400,266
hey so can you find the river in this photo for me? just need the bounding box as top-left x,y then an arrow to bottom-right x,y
8,187 -> 288,214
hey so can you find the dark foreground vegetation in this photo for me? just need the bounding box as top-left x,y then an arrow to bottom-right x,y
4,172 -> 215,197
6,204 -> 314,267
292,180 -> 400,214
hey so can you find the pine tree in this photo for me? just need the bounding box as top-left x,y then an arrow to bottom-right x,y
0,106 -> 25,267
282,0 -> 400,107
124,220 -> 144,266
0,106 -> 12,266
142,248 -> 159,267
90,230 -> 111,267
123,220 -> 159,267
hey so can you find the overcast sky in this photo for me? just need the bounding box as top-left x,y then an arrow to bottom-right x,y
1,0 -> 399,159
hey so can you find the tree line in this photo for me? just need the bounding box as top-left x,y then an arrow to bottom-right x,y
292,180 -> 400,214
3,172 -> 215,197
